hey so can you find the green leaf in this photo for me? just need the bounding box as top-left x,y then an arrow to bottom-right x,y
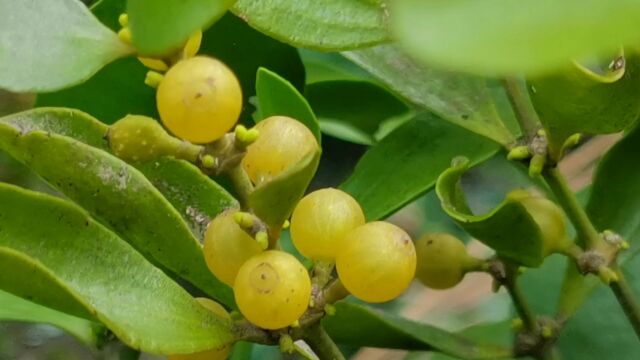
391,0 -> 640,76
528,53 -> 640,158
136,158 -> 239,241
0,184 -> 234,354
0,108 -> 234,307
324,301 -> 512,359
423,321 -> 514,360
435,157 -> 549,267
249,149 -> 321,227
340,114 -> 499,221
255,68 -> 321,141
127,0 -> 234,56
0,0 -> 132,92
558,122 -> 640,316
343,45 -> 515,145
299,49 -> 375,84
0,289 -> 104,346
306,80 -> 411,145
231,0 -> 389,51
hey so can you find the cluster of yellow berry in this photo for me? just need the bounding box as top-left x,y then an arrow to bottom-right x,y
107,17 -> 571,359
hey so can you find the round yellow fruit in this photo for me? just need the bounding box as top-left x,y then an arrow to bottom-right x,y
157,56 -> 242,144
290,188 -> 365,260
242,116 -> 318,186
234,250 -> 311,329
336,222 -> 416,303
415,233 -> 476,290
203,210 -> 263,286
168,298 -> 231,360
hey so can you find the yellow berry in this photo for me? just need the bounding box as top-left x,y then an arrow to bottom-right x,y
157,56 -> 242,144
204,210 -> 263,286
291,188 -> 365,260
234,250 -> 311,329
242,116 -> 318,186
415,233 -> 475,290
516,193 -> 568,254
168,298 -> 231,360
108,114 -> 201,162
336,222 -> 416,302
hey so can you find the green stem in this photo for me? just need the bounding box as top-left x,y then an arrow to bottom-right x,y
228,164 -> 254,209
542,167 -> 602,249
506,279 -> 538,332
502,77 -> 540,141
303,322 -> 345,360
610,268 -> 640,340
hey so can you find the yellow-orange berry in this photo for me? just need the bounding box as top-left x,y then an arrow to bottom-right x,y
157,56 -> 242,144
336,222 -> 416,302
291,188 -> 365,260
242,116 -> 318,186
234,251 -> 311,329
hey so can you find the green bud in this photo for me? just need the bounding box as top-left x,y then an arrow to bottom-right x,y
108,115 -> 202,162
507,145 -> 531,161
255,231 -> 269,250
528,154 -> 546,177
144,71 -> 164,88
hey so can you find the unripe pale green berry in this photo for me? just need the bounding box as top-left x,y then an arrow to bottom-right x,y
168,298 -> 231,360
157,56 -> 242,144
290,188 -> 365,260
336,222 -> 416,303
242,116 -> 318,186
415,233 -> 476,290
108,115 -> 201,162
234,250 -> 311,330
516,193 -> 568,255
203,210 -> 263,286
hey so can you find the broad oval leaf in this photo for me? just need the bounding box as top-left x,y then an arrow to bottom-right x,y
0,289 -> 105,346
340,114 -> 499,221
249,149 -> 321,227
0,184 -> 234,353
0,109 -> 234,307
255,68 -> 321,141
0,0 -> 132,92
558,122 -> 640,317
136,158 -> 239,241
324,301 -> 512,359
528,53 -> 640,159
231,0 -> 389,50
343,45 -> 516,145
127,0 -> 234,56
391,0 -> 640,76
306,80 -> 411,145
435,157 -> 548,267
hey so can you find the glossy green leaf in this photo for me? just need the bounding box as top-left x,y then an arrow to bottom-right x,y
255,68 -> 321,141
424,321 -> 514,360
231,0 -> 389,50
249,149 -> 321,227
558,122 -> 640,317
306,80 -> 411,145
391,0 -> 640,76
435,157 -> 549,267
136,158 -> 239,241
343,45 -> 515,144
324,301 -> 512,359
299,49 -> 374,84
0,289 -> 104,346
340,114 -> 499,221
0,184 -> 234,354
0,109 -> 234,307
127,0 -> 234,56
529,53 -> 640,159
0,0 -> 132,92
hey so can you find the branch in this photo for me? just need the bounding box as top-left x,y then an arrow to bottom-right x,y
610,266 -> 640,340
303,322 -> 345,360
502,77 -> 540,141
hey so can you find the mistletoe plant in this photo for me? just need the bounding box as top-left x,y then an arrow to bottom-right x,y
1,1 -> 640,360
